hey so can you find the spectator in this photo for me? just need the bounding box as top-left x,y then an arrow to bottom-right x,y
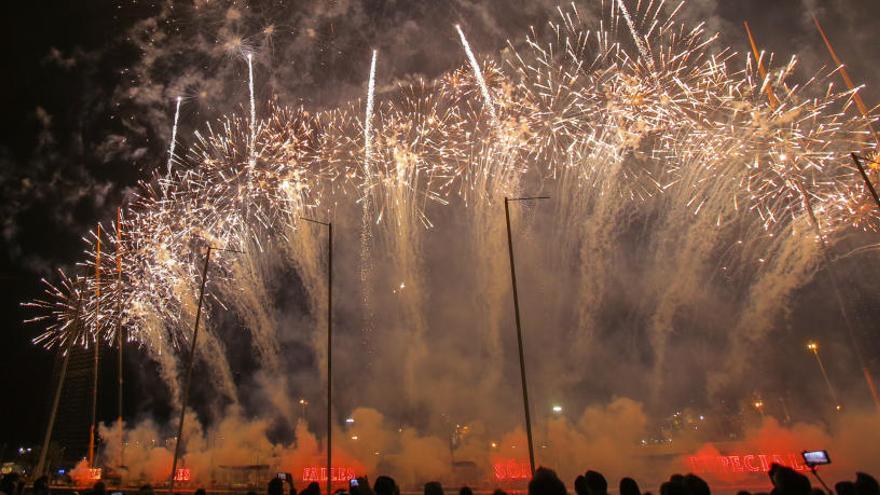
195,489 -> 207,495
302,483 -> 321,495
528,467 -> 566,495
424,482 -> 444,495
492,490 -> 509,495
374,476 -> 399,495
584,471 -> 608,495
459,487 -> 473,495
768,463 -> 810,495
574,476 -> 588,495
269,478 -> 286,495
620,478 -> 641,495
352,477 -> 374,495
836,481 -> 857,495
660,481 -> 686,495
683,474 -> 710,495
856,473 -> 880,495
137,485 -> 154,495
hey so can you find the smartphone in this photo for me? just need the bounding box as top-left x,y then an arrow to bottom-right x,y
350,479 -> 359,488
276,472 -> 289,481
112,492 -> 124,495
802,450 -> 831,466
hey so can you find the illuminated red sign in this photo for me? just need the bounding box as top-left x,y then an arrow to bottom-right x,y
493,460 -> 530,480
688,453 -> 808,474
174,468 -> 191,482
301,467 -> 357,482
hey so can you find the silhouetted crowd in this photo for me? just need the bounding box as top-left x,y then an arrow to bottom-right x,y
1,463 -> 877,495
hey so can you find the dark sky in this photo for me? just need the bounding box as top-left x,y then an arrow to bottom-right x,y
2,0 -> 880,451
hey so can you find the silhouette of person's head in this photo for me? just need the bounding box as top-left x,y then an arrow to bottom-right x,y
492,490 -> 509,495
425,481 -> 443,495
836,481 -> 857,495
683,474 -> 710,495
620,477 -> 641,495
92,482 -> 107,495
195,489 -> 207,495
528,467 -> 566,495
584,471 -> 608,495
661,481 -> 686,495
305,482 -> 321,495
856,473 -> 880,495
269,478 -> 285,495
353,477 -> 374,495
138,484 -> 155,495
768,463 -> 810,495
424,481 -> 444,495
374,476 -> 398,495
574,475 -> 588,495
459,486 -> 473,495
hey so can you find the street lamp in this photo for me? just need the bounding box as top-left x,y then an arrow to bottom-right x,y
753,400 -> 765,418
301,217 -> 333,495
503,195 -> 550,477
299,399 -> 309,419
169,244 -> 242,493
807,341 -> 842,411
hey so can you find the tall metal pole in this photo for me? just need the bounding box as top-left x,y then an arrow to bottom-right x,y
88,225 -> 102,467
169,246 -> 212,493
851,153 -> 880,212
797,183 -> 880,410
503,196 -> 548,476
327,222 -> 332,495
115,208 -> 125,469
35,274 -> 88,477
302,218 -> 333,495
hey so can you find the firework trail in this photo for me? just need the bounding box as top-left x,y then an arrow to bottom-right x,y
455,24 -> 497,122
165,96 -> 183,189
247,52 -> 257,168
365,49 -> 378,170
360,50 -> 379,359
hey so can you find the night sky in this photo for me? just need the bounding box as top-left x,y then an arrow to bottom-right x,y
2,0 -> 880,453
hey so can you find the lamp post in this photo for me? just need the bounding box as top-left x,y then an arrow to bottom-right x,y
302,217 -> 333,495
169,244 -> 241,493
807,341 -> 842,411
503,195 -> 549,477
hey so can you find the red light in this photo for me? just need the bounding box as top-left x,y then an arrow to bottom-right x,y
688,452 -> 807,475
493,460 -> 530,480
174,468 -> 191,482
89,468 -> 102,481
301,466 -> 357,483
